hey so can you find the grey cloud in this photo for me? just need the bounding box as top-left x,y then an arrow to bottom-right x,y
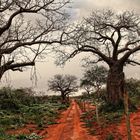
1,0 -> 140,94
71,0 -> 140,19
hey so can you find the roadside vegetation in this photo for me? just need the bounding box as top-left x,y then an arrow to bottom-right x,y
0,87 -> 69,140
76,78 -> 140,139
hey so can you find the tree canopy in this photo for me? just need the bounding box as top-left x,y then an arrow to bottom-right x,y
48,74 -> 78,101
58,10 -> 140,106
61,10 -> 140,66
0,0 -> 69,79
80,65 -> 108,95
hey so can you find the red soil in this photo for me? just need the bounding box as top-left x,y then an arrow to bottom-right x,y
6,101 -> 140,140
7,124 -> 37,135
44,100 -> 98,140
86,107 -> 140,140
118,108 -> 140,140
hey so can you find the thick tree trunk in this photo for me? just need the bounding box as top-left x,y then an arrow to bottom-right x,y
107,64 -> 125,106
61,93 -> 66,104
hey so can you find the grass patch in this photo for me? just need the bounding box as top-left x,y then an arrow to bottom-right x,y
0,87 -> 70,135
0,133 -> 43,140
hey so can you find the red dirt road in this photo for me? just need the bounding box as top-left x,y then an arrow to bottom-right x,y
35,104 -> 140,140
44,100 -> 98,140
6,101 -> 140,140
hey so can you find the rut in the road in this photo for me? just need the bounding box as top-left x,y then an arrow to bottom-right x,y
44,100 -> 98,140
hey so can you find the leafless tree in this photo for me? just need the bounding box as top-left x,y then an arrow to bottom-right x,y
59,10 -> 140,106
0,0 -> 69,79
48,74 -> 78,103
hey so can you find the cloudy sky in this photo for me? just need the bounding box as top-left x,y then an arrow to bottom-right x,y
1,0 -> 140,94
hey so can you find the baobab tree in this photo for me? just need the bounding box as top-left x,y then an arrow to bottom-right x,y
59,10 -> 140,106
48,74 -> 78,103
0,0 -> 69,79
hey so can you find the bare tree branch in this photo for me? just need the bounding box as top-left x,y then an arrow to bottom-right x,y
125,59 -> 140,66
48,74 -> 78,102
60,10 -> 140,67
0,0 -> 70,79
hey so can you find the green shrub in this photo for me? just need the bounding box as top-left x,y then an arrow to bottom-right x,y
0,128 -> 5,135
16,134 -> 27,140
131,96 -> 140,107
47,121 -> 57,125
0,115 -> 25,128
58,104 -> 69,110
16,133 -> 42,140
0,99 -> 20,111
102,112 -> 123,123
0,133 -> 16,140
48,95 -> 62,103
106,133 -> 114,140
27,133 -> 42,140
99,102 -> 124,113
0,86 -> 68,131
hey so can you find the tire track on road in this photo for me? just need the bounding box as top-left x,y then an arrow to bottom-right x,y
44,100 -> 98,140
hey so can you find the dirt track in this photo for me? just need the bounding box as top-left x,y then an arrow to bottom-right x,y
44,100 -> 98,140
6,100 -> 140,140
44,101 -> 140,140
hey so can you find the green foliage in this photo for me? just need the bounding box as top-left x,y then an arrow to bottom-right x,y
27,133 -> 42,140
0,115 -> 24,127
99,102 -> 124,113
16,134 -> 27,140
80,65 -> 108,90
0,86 -> 69,133
126,78 -> 140,106
102,112 -> 123,123
0,128 -> 17,140
16,133 -> 42,140
0,87 -> 36,109
0,128 -> 5,136
0,135 -> 16,140
12,88 -> 36,106
106,133 -> 115,140
47,121 -> 57,125
20,103 -> 59,127
126,78 -> 140,97
0,133 -> 42,140
99,102 -> 124,123
0,99 -> 20,111
80,110 -> 96,128
57,103 -> 69,110
47,95 -> 62,103
80,65 -> 108,102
